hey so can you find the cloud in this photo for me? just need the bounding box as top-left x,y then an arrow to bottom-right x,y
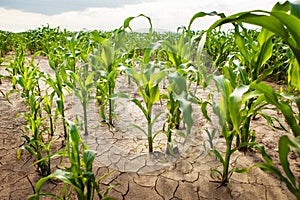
0,0 -> 283,32
0,0 -> 144,15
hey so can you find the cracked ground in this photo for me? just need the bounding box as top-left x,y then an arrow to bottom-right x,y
0,57 -> 297,200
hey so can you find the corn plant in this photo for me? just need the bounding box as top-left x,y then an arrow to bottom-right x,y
161,29 -> 203,87
7,54 -> 43,102
162,72 -> 193,153
268,36 -> 291,83
208,75 -> 265,186
206,1 -> 300,91
159,30 -> 197,140
42,89 -> 56,137
90,14 -> 152,126
64,32 -> 92,72
90,30 -> 121,126
162,30 -> 192,70
251,81 -> 300,199
29,121 -> 114,200
62,66 -> 95,135
257,136 -> 300,199
17,93 -> 51,177
122,62 -> 167,153
45,61 -> 70,142
4,45 -> 26,89
0,30 -> 16,56
203,29 -> 236,68
6,51 -> 43,105
160,33 -> 189,131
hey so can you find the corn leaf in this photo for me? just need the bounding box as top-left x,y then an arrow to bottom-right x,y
143,42 -> 161,64
279,136 -> 296,186
83,150 -> 97,172
177,92 -> 193,135
229,85 -> 250,136
150,85 -> 160,105
251,82 -> 300,137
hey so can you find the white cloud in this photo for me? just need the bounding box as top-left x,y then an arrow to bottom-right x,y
0,0 -> 284,32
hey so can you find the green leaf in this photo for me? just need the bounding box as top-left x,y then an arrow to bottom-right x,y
176,92 -> 193,135
256,31 -> 274,68
291,1 -> 300,19
188,11 -> 225,31
288,58 -> 300,91
272,1 -> 290,12
149,85 -> 160,105
123,14 -> 152,33
83,150 -> 97,172
168,72 -> 187,95
144,42 -> 161,64
212,148 -> 225,164
270,11 -> 300,46
214,75 -> 232,126
255,163 -> 298,194
130,98 -> 147,118
279,136 -> 296,186
201,101 -> 211,122
234,28 -> 250,62
252,82 -> 300,137
127,124 -> 147,137
278,102 -> 300,137
85,72 -> 95,88
208,12 -> 288,40
229,85 -> 250,136
250,82 -> 280,107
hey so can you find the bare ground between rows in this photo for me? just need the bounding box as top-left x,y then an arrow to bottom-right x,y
0,56 -> 297,200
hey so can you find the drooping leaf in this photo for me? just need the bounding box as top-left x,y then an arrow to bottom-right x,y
83,150 -> 97,172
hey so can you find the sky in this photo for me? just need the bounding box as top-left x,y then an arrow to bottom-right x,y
0,0 -> 284,32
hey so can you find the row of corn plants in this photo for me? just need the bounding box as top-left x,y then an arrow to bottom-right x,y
0,1 -> 299,199
1,27 -> 117,199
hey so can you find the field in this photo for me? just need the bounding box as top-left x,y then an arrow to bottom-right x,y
0,2 -> 300,200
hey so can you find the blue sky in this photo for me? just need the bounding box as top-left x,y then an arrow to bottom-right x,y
0,0 -> 283,32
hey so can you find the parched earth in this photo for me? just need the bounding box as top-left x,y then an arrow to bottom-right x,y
0,56 -> 297,200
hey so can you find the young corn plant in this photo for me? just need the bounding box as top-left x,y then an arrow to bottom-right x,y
17,93 -> 51,177
42,90 -> 56,137
206,1 -> 300,91
251,81 -> 300,199
6,45 -> 26,80
191,13 -> 276,150
162,72 -> 193,154
7,52 -> 43,101
90,14 -> 153,126
65,32 -> 80,71
123,62 -> 167,153
62,66 -> 95,135
209,75 -> 266,186
198,29 -> 237,69
161,29 -> 203,89
90,29 -> 124,126
45,62 -> 70,142
267,36 -> 291,83
257,136 -> 300,200
29,121 -> 114,200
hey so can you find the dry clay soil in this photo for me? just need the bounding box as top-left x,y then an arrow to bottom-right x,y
0,56 -> 298,200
